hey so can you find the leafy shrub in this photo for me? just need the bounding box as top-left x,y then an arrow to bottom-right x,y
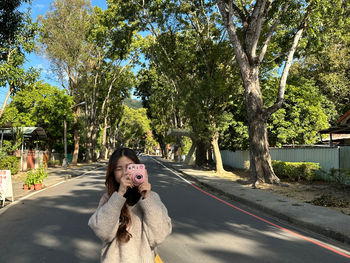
33,166 -> 48,184
25,169 -> 36,186
272,161 -> 321,182
48,159 -> 60,167
319,168 -> 350,186
0,156 -> 20,175
24,166 -> 48,185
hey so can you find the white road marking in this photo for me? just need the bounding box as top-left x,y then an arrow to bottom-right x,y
0,166 -> 104,216
151,157 -> 192,185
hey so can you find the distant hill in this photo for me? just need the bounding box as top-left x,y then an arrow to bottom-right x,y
123,98 -> 143,109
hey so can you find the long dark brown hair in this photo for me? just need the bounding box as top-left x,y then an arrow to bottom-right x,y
105,147 -> 141,243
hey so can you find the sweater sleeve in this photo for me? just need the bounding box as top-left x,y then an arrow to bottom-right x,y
88,191 -> 126,243
139,192 -> 172,248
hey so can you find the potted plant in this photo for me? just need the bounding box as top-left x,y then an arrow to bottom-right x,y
33,165 -> 48,191
24,170 -> 35,190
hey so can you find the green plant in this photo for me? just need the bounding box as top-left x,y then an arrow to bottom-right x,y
0,155 -> 20,175
319,168 -> 350,186
24,170 -> 35,186
48,159 -> 60,167
33,165 -> 48,184
272,161 -> 321,182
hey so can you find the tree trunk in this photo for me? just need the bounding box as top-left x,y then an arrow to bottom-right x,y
211,132 -> 224,174
0,84 -> 12,118
184,142 -> 196,165
195,140 -> 208,167
92,128 -> 98,161
207,147 -> 214,164
72,109 -> 79,165
164,146 -> 169,159
246,77 -> 280,186
99,111 -> 108,160
85,122 -> 94,163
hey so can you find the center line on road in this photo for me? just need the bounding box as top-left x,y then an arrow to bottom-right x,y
152,157 -> 350,259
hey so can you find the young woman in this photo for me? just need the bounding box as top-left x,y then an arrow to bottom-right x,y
88,148 -> 172,263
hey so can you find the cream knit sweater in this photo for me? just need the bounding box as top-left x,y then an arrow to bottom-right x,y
88,191 -> 172,263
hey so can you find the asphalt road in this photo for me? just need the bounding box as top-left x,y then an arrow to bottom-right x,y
0,156 -> 349,263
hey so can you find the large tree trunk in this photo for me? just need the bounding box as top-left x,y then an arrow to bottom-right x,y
246,77 -> 280,186
211,132 -> 225,174
195,140 -> 208,167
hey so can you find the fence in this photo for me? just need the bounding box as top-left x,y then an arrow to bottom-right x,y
220,146 -> 350,172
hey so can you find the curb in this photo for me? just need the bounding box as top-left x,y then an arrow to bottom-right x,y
155,157 -> 350,245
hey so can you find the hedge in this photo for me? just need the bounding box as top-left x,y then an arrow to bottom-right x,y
272,160 -> 321,182
0,156 -> 20,175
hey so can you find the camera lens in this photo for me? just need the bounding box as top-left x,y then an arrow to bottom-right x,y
136,174 -> 143,180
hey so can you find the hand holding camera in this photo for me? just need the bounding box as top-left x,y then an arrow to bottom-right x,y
127,164 -> 151,199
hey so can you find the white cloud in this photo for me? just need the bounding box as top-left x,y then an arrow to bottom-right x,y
34,4 -> 46,9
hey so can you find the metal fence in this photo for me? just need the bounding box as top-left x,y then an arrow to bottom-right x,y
220,146 -> 350,172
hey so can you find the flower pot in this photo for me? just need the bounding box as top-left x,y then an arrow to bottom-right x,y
30,185 -> 35,190
23,184 -> 29,190
34,183 -> 42,191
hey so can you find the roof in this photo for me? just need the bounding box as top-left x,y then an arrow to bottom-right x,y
338,109 -> 350,124
319,125 -> 350,135
0,127 -> 47,140
322,134 -> 350,141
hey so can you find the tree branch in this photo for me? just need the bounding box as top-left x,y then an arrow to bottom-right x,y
265,12 -> 309,117
258,1 -> 290,63
217,0 -> 250,74
231,2 -> 248,25
245,0 -> 267,62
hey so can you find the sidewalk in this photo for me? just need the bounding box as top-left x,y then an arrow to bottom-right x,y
154,156 -> 350,245
4,161 -> 107,207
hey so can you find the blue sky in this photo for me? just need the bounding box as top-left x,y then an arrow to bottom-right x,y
0,0 -> 110,105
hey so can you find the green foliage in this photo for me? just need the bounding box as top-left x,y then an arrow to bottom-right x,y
265,77 -> 332,146
0,155 -> 20,175
38,0 -> 92,87
25,165 -> 47,185
0,0 -> 30,51
0,140 -> 21,160
123,98 -> 143,109
118,105 -> 152,148
290,0 -> 350,120
24,169 -> 35,186
33,165 -> 47,184
318,168 -> 350,186
181,137 -> 192,155
0,82 -> 74,147
0,4 -> 38,103
272,160 -> 321,182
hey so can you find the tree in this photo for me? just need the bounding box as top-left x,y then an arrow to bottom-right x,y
293,0 -> 349,119
0,4 -> 38,118
135,1 -> 242,172
216,0 -> 333,186
38,0 -> 92,164
76,4 -> 138,161
0,0 -> 30,55
0,82 -> 74,152
117,105 -> 151,149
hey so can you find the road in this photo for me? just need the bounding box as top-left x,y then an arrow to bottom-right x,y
0,156 -> 349,262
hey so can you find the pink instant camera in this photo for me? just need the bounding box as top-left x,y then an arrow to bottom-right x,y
127,164 -> 146,186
